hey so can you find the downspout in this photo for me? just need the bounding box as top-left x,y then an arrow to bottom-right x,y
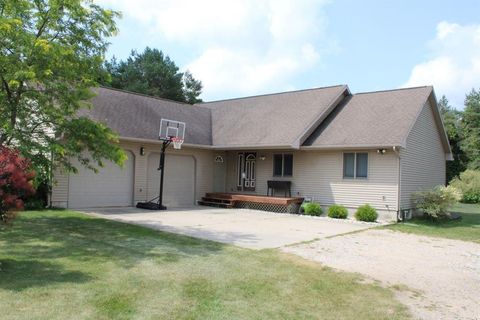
393,146 -> 401,221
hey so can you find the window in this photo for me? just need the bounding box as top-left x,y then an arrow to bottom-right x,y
273,154 -> 293,177
343,152 -> 368,178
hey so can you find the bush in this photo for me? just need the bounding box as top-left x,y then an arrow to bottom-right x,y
412,185 -> 462,220
0,146 -> 35,224
355,204 -> 378,222
328,205 -> 348,219
23,198 -> 46,210
303,202 -> 323,216
463,192 -> 480,204
450,170 -> 480,203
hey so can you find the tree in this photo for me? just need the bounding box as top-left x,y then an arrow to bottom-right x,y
438,95 -> 466,181
0,0 -> 126,182
461,89 -> 480,170
0,146 -> 35,224
103,47 -> 203,104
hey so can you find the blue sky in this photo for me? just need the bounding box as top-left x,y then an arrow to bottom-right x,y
98,0 -> 480,109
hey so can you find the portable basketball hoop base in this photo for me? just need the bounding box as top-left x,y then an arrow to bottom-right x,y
136,119 -> 185,211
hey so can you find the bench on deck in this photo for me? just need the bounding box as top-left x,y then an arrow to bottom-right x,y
267,180 -> 292,197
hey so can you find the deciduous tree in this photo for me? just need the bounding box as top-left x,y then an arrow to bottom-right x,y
0,0 -> 126,181
0,146 -> 35,224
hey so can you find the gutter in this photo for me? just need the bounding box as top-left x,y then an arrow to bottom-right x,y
119,136 -> 213,149
120,137 -> 405,153
300,144 -> 403,151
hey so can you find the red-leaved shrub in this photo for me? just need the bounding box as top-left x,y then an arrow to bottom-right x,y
0,146 -> 35,224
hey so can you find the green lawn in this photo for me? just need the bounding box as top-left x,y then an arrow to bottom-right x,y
0,210 -> 409,320
386,203 -> 480,243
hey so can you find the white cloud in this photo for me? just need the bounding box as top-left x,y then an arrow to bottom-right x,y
403,21 -> 480,108
96,0 -> 334,99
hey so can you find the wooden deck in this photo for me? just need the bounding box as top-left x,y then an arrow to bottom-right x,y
198,192 -> 304,209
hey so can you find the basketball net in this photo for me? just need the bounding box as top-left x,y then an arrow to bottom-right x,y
171,137 -> 184,149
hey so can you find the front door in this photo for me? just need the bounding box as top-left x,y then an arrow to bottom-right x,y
237,152 -> 256,192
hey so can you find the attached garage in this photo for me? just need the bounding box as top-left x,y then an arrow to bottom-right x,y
147,153 -> 195,207
67,151 -> 135,208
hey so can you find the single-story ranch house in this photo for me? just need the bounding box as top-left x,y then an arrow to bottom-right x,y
51,84 -> 452,221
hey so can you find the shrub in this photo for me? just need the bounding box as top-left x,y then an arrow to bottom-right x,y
0,146 -> 35,224
303,202 -> 323,216
412,185 -> 462,220
355,204 -> 378,222
328,205 -> 348,219
450,170 -> 480,204
463,192 -> 480,204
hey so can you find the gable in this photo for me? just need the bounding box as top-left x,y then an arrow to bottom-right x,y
199,85 -> 348,148
403,93 -> 452,157
303,87 -> 436,149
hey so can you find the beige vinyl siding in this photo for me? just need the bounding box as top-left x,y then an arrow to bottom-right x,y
226,150 -> 399,214
400,101 -> 446,209
51,167 -> 69,208
51,140 -> 216,208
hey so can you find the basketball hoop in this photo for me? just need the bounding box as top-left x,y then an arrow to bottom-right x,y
171,137 -> 184,150
136,118 -> 186,210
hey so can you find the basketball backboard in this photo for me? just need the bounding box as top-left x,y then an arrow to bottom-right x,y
159,118 -> 186,141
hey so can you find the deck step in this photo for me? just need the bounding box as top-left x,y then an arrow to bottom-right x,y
198,200 -> 233,209
201,197 -> 233,204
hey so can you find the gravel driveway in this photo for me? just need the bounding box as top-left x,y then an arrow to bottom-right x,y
283,229 -> 480,320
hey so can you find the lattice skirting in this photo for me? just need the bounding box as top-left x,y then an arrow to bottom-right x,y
234,201 -> 301,214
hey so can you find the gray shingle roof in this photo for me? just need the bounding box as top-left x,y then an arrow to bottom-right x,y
303,86 -> 434,148
80,87 -> 212,145
82,85 -> 447,152
199,85 -> 348,148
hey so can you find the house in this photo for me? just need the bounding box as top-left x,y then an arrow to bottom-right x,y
51,84 -> 452,221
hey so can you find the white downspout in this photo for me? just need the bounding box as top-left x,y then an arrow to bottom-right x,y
393,146 -> 401,221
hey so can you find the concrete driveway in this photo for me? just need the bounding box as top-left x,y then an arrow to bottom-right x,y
80,206 -> 376,249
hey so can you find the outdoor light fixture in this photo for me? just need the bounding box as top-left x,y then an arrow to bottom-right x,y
377,149 -> 386,154
140,146 -> 145,156
260,155 -> 266,161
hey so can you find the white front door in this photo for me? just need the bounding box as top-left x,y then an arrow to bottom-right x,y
237,152 -> 256,192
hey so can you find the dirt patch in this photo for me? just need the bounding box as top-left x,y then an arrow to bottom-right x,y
283,229 -> 480,320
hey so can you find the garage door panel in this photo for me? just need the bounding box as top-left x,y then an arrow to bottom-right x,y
68,151 -> 134,208
147,153 -> 195,207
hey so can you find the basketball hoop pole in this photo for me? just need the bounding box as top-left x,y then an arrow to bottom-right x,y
157,139 -> 170,210
136,118 -> 185,211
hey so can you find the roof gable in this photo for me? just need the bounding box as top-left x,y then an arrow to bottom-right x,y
303,86 -> 436,149
198,85 -> 349,148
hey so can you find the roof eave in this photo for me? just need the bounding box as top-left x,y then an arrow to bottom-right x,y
119,137 -> 214,149
300,144 -> 404,151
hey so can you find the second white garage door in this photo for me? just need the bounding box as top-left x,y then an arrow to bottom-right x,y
147,153 -> 195,207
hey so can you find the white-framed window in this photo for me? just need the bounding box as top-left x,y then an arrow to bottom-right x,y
343,152 -> 368,179
273,154 -> 293,177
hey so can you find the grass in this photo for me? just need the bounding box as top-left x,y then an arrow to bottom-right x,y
386,203 -> 480,243
0,210 -> 410,320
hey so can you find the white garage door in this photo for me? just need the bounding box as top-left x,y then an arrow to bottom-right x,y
68,151 -> 135,208
147,153 -> 195,207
